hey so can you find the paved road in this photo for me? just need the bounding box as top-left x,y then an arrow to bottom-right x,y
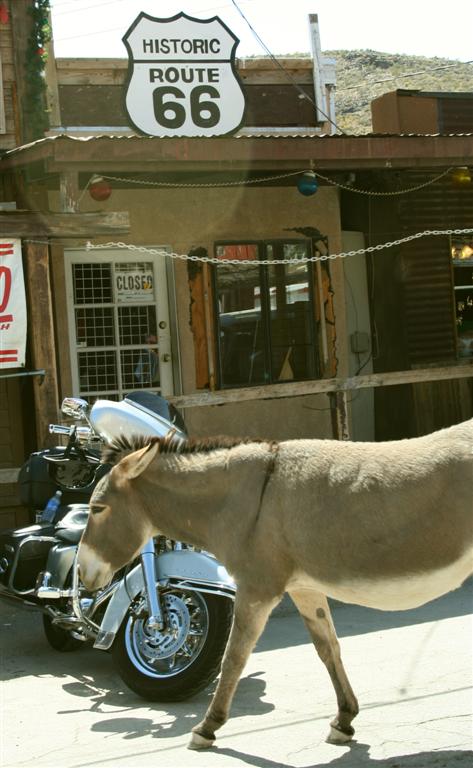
1,581 -> 472,768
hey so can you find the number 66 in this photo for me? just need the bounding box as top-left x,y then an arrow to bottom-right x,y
153,86 -> 220,130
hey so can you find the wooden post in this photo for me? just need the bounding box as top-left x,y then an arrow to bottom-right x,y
203,262 -> 216,391
329,391 -> 350,441
23,240 -> 60,447
44,11 -> 62,128
308,14 -> 337,133
9,1 -> 35,143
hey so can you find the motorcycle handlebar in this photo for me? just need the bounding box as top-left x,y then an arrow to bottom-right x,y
49,424 -> 73,435
49,424 -> 94,440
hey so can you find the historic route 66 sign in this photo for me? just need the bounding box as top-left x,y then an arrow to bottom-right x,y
123,12 -> 246,137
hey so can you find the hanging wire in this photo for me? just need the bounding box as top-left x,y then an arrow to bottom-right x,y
229,0 -> 344,135
338,59 -> 473,92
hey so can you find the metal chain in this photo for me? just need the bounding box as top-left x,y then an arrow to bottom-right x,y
98,166 -> 453,196
100,170 -> 303,188
312,167 -> 454,196
86,228 -> 473,265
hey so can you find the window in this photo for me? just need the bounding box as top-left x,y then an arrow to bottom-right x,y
452,236 -> 473,359
213,240 -> 320,388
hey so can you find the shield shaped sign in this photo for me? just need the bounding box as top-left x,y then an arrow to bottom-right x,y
123,12 -> 246,137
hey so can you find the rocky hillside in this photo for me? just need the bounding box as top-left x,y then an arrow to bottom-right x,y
326,50 -> 473,133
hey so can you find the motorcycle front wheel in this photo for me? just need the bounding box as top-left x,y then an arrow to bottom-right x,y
112,588 -> 233,701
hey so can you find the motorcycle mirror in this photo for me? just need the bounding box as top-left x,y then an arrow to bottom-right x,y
61,397 -> 90,420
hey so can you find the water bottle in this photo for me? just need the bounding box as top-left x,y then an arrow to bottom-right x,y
41,490 -> 63,523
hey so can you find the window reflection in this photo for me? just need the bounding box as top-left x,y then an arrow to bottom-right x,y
267,243 -> 316,381
215,244 -> 267,385
214,241 -> 319,387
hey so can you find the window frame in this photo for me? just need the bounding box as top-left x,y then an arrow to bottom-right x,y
212,238 -> 321,389
451,234 -> 473,360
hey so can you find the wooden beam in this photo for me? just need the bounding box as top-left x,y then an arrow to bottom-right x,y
47,134 -> 473,169
2,134 -> 473,172
23,241 -> 60,447
168,363 -> 473,409
0,211 -> 130,237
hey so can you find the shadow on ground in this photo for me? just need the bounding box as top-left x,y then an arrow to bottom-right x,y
217,743 -> 473,768
257,578 -> 473,653
1,579 -> 471,679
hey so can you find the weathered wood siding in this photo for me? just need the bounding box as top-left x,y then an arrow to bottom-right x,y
55,57 -> 321,129
0,2 -> 17,150
0,379 -> 29,528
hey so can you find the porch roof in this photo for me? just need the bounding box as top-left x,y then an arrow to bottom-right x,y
1,132 -> 472,174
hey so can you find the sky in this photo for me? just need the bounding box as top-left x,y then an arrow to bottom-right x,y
50,0 -> 473,62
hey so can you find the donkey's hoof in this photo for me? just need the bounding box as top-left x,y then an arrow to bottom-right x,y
188,732 -> 215,751
326,725 -> 354,744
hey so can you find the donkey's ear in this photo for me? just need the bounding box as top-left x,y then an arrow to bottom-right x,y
117,442 -> 159,481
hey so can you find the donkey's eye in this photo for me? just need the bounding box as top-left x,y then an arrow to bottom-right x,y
90,504 -> 107,516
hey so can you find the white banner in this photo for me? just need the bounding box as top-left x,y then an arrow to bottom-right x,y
0,239 -> 27,369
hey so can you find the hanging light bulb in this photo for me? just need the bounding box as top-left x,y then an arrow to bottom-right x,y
460,243 -> 473,260
451,167 -> 472,186
297,171 -> 319,196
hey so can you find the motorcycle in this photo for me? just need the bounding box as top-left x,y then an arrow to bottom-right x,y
0,391 -> 235,701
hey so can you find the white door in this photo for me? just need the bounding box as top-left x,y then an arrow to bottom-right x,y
65,248 -> 175,400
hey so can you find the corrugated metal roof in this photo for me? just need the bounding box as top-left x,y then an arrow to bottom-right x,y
2,130 -> 473,157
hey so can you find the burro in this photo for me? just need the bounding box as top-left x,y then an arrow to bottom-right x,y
77,419 -> 473,750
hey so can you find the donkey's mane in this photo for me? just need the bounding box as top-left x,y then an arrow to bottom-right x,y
102,434 -> 271,466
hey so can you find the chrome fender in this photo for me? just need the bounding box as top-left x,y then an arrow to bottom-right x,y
93,550 -> 235,650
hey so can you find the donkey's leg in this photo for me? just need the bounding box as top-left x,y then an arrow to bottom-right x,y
289,588 -> 359,744
189,588 -> 280,750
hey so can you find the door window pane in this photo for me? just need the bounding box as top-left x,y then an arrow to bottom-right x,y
78,350 -> 118,392
73,263 -> 113,304
118,305 -> 157,346
75,307 -> 115,348
121,347 -> 160,389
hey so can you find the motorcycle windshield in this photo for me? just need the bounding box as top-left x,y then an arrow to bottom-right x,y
125,392 -> 187,435
90,394 -> 187,442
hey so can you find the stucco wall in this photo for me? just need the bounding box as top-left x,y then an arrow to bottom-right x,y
51,183 -> 347,440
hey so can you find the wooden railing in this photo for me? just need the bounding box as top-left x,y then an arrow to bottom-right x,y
169,363 -> 473,440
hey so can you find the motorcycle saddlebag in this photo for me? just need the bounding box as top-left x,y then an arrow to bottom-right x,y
0,523 -> 56,594
18,452 -> 58,510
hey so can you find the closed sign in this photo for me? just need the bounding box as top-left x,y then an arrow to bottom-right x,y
115,269 -> 154,302
123,12 -> 246,137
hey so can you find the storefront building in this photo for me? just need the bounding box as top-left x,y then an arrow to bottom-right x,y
0,7 -> 472,525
